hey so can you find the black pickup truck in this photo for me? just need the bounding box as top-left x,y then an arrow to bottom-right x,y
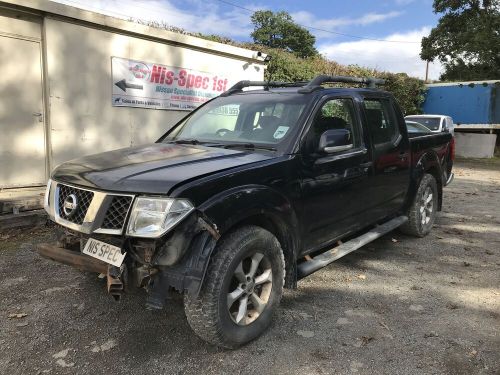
38,75 -> 454,348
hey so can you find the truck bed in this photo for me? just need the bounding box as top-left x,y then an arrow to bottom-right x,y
409,132 -> 454,181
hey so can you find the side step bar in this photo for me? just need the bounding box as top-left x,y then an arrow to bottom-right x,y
297,216 -> 408,279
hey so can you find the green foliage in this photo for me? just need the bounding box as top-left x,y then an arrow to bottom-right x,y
320,99 -> 352,121
132,18 -> 427,114
257,48 -> 426,114
250,11 -> 317,58
421,0 -> 500,81
439,60 -> 499,81
379,72 -> 427,115
253,46 -> 317,81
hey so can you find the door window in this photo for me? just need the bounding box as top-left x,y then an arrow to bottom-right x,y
310,98 -> 359,148
363,99 -> 399,145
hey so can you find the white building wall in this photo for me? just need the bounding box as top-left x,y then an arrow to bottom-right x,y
45,18 -> 265,167
0,0 -> 266,187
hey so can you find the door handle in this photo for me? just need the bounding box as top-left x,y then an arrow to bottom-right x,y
344,168 -> 362,179
398,152 -> 408,161
357,161 -> 372,174
345,162 -> 372,178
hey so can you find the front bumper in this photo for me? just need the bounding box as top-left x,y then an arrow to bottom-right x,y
36,219 -> 218,303
37,243 -> 108,274
36,243 -> 127,299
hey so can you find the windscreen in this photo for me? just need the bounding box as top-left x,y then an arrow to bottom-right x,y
406,117 -> 441,131
165,93 -> 309,145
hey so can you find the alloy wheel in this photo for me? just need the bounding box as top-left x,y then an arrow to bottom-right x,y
420,186 -> 434,226
227,252 -> 273,326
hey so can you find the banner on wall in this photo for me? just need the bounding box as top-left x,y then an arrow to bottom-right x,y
111,57 -> 232,111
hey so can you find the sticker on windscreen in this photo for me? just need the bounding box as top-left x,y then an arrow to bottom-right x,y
273,126 -> 289,139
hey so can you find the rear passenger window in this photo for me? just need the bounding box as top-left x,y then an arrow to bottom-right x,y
363,99 -> 399,145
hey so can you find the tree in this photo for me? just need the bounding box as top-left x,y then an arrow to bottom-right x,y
251,10 -> 317,58
421,0 -> 500,81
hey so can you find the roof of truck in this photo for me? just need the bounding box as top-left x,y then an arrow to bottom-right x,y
233,86 -> 391,96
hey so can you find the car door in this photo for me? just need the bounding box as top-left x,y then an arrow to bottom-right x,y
299,96 -> 373,252
361,95 -> 411,219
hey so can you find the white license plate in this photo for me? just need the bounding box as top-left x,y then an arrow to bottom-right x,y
83,238 -> 126,267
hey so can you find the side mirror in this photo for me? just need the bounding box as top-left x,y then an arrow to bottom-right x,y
318,129 -> 353,153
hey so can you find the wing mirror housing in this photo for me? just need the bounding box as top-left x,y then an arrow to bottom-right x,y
318,129 -> 353,153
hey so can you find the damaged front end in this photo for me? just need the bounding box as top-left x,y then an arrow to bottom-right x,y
37,214 -> 218,304
38,180 -> 219,306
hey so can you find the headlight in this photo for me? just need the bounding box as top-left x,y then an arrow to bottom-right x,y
126,197 -> 194,238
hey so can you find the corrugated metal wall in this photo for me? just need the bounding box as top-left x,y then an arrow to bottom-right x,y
423,82 -> 500,124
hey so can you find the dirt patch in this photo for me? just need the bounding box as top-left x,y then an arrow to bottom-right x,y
1,160 -> 499,374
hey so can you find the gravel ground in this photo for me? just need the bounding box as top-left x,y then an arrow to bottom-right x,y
1,160 -> 499,375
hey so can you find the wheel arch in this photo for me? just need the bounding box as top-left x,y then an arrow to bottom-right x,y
224,212 -> 298,289
424,165 -> 443,211
199,184 -> 300,289
405,150 -> 444,212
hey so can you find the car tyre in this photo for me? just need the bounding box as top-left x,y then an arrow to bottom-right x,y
184,225 -> 285,348
400,173 -> 438,237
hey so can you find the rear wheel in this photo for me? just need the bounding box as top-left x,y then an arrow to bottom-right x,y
184,225 -> 285,348
400,173 -> 438,237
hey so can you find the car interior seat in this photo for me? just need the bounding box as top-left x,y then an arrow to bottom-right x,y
250,115 -> 281,141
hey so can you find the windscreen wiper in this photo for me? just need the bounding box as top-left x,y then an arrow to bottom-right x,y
221,143 -> 277,152
170,140 -> 277,152
170,139 -> 201,145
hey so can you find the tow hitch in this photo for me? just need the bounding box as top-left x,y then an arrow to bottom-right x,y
107,265 -> 125,301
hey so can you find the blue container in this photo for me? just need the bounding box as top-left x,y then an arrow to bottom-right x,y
423,81 -> 500,125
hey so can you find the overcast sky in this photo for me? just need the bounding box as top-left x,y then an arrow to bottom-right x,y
52,0 -> 443,80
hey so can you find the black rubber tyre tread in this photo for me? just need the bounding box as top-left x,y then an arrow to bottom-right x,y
400,173 -> 438,237
183,225 -> 285,349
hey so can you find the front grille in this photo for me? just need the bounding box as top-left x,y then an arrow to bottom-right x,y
50,182 -> 134,234
101,196 -> 133,230
57,184 -> 94,225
